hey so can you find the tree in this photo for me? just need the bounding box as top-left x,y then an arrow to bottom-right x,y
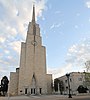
0,76 -> 9,96
83,72 -> 90,89
77,85 -> 88,93
54,78 -> 64,94
85,61 -> 90,72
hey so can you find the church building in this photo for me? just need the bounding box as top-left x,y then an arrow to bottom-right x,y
9,5 -> 52,96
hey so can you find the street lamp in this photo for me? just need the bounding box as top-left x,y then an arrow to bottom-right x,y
66,73 -> 72,98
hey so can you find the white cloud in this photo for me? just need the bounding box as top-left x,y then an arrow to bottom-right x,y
50,23 -> 62,30
6,26 -> 17,36
55,11 -> 61,14
0,36 -> 6,43
0,66 -> 7,73
4,50 -> 10,54
86,1 -> 90,8
9,41 -> 21,54
50,24 -> 55,29
47,63 -> 73,79
66,38 -> 90,67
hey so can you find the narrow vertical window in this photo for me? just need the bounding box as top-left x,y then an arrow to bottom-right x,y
39,88 -> 42,94
31,88 -> 33,94
25,88 -> 27,94
34,88 -> 36,94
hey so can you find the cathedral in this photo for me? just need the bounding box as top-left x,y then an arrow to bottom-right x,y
9,5 -> 52,95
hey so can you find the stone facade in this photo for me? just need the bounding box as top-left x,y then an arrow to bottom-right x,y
9,68 -> 19,95
55,72 -> 90,94
9,5 -> 52,96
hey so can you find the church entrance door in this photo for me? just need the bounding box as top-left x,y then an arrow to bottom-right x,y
31,88 -> 36,95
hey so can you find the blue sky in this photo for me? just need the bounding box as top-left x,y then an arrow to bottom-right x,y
0,0 -> 90,79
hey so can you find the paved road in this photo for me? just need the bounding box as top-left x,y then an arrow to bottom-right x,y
0,95 -> 90,100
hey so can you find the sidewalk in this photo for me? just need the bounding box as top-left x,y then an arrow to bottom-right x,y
0,95 -> 68,100
0,94 -> 90,100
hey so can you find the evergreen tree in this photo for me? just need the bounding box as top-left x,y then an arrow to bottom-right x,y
0,76 -> 9,96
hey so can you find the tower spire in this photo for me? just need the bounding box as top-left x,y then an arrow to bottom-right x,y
32,4 -> 36,35
32,4 -> 35,23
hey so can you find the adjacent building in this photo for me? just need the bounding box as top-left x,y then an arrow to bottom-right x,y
9,5 -> 52,96
55,72 -> 90,94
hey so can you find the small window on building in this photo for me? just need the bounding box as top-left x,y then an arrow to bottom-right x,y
66,86 -> 68,89
65,80 -> 67,83
20,90 -> 22,92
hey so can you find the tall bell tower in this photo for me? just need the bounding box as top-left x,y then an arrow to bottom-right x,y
9,5 -> 52,95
